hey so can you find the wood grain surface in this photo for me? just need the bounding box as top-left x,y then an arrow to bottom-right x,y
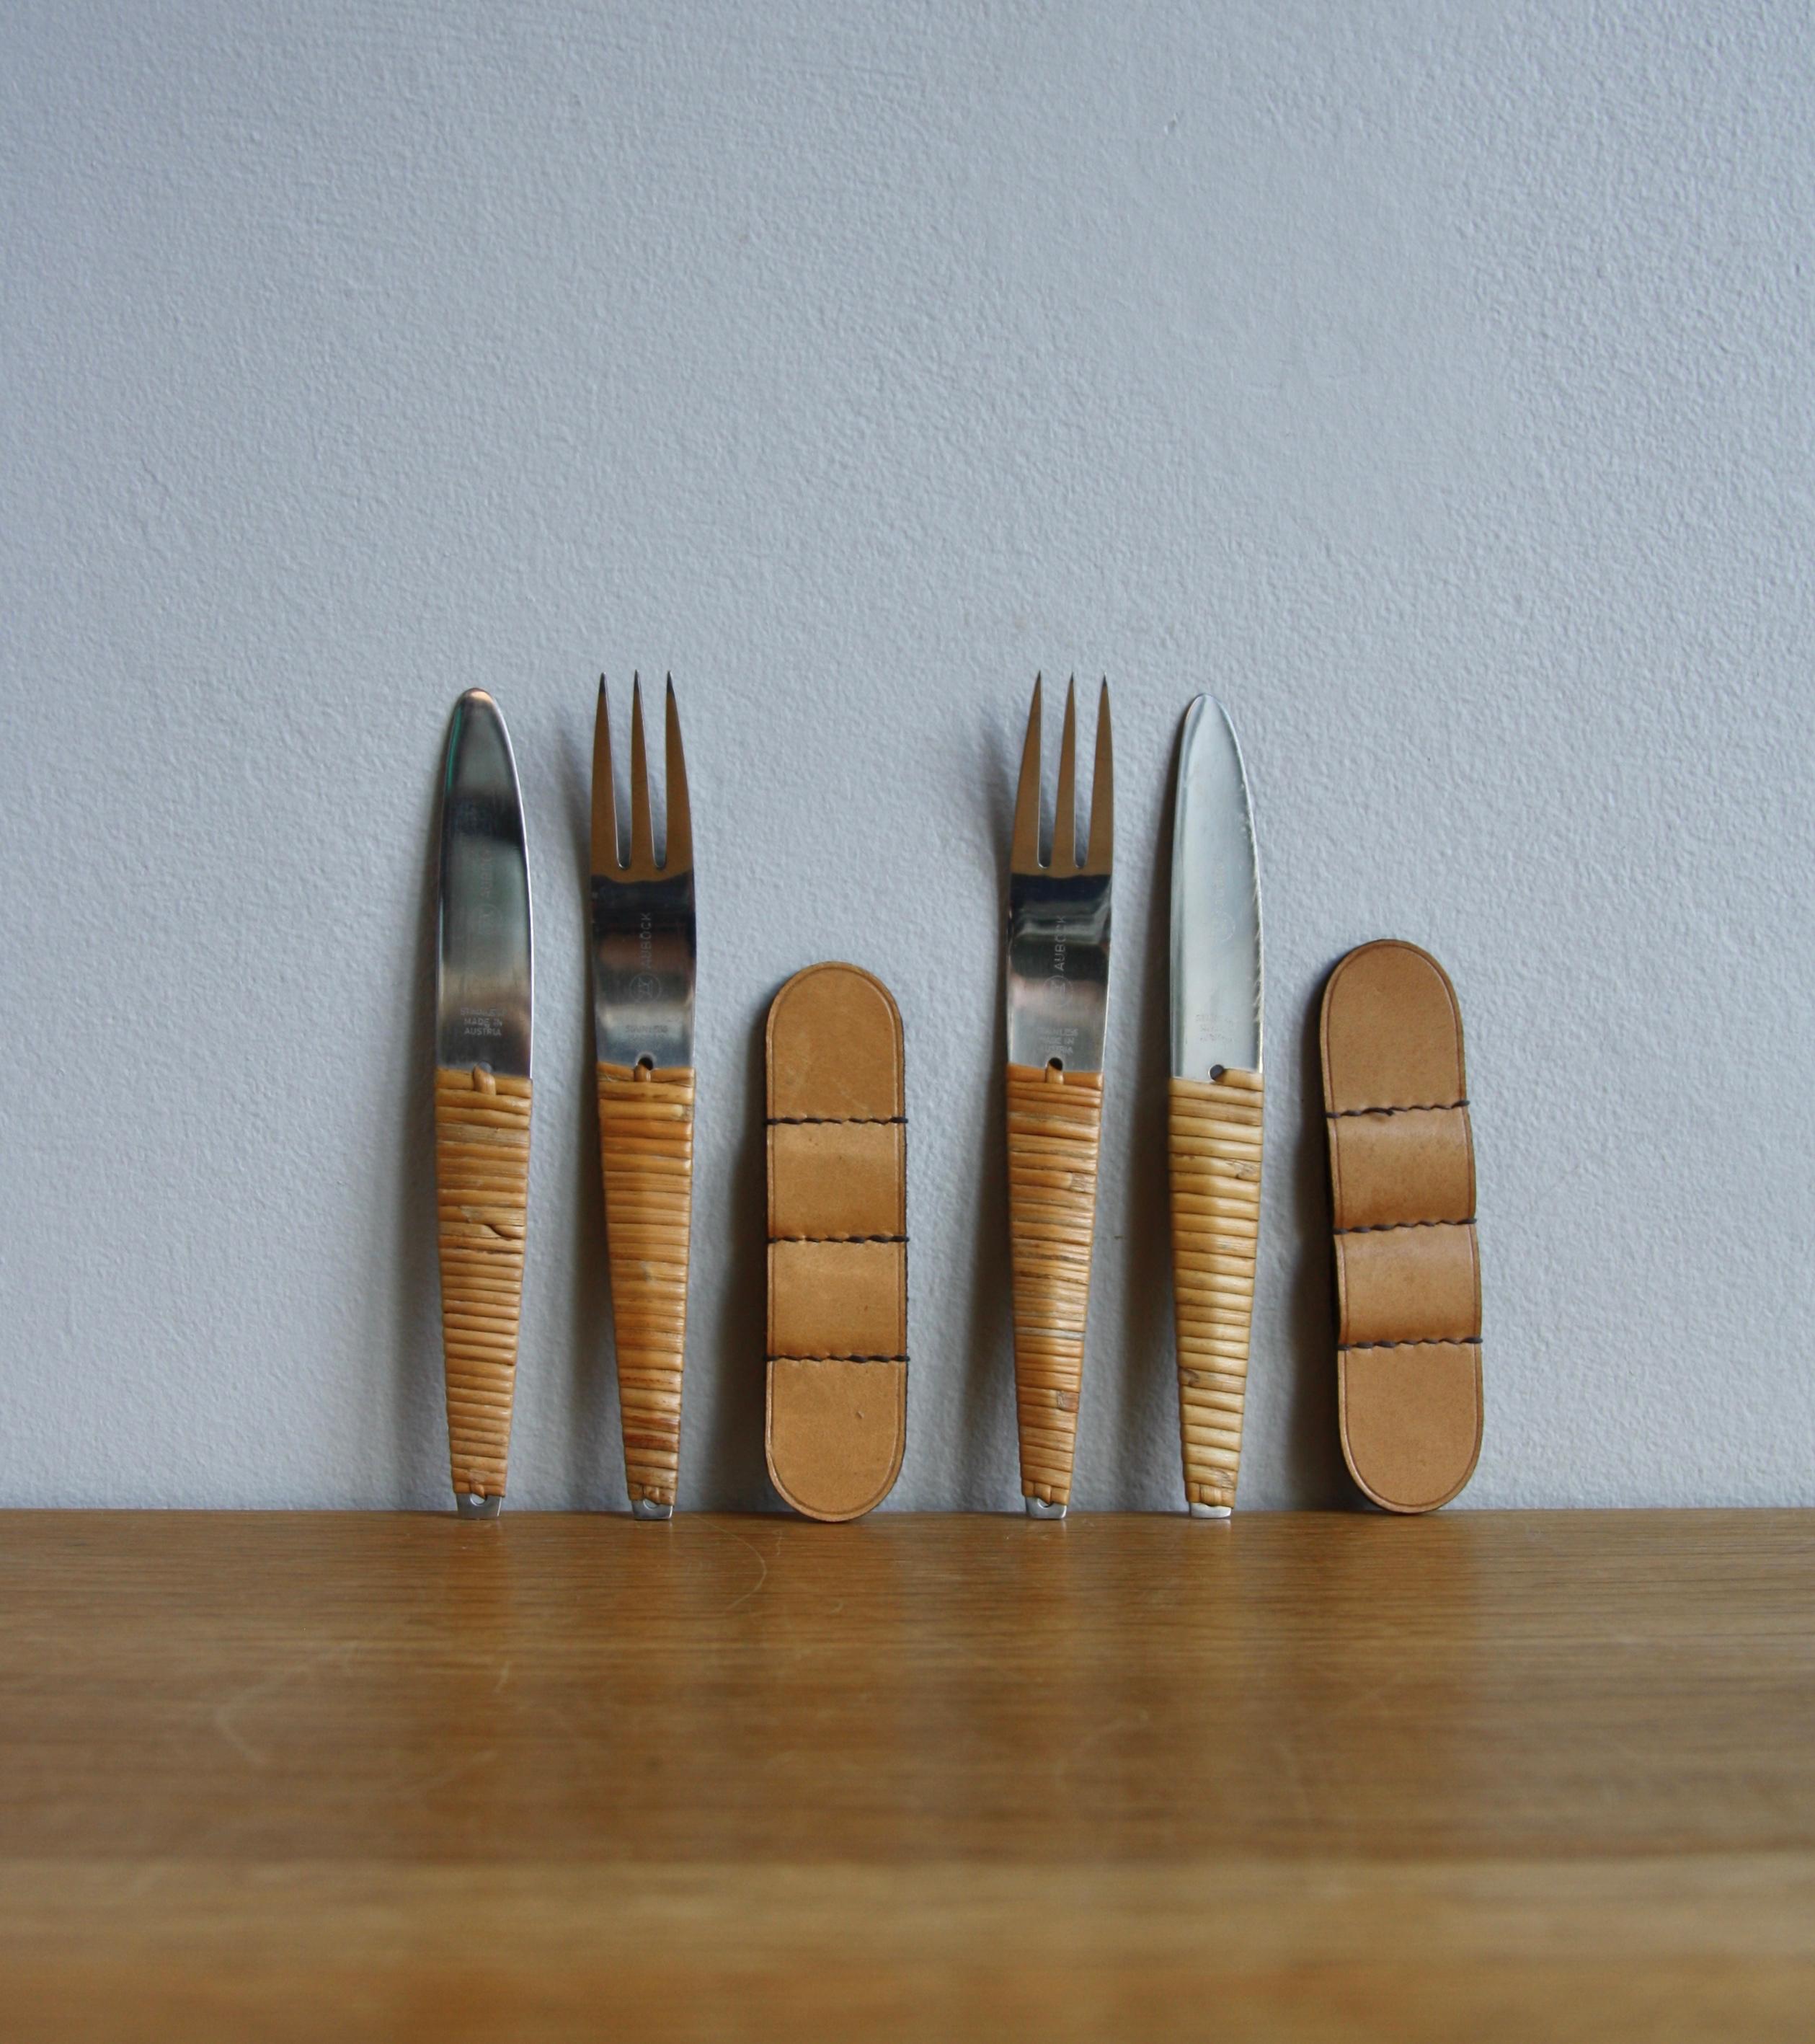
1,1510 -> 1811,2041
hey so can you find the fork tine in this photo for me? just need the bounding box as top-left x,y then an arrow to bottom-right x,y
591,676 -> 619,873
628,673 -> 655,875
1052,677 -> 1078,870
1083,678 -> 1113,874
663,675 -> 691,874
1011,676 -> 1044,872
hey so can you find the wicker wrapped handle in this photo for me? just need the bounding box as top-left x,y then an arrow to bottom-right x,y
1006,1061 -> 1104,1510
598,1062 -> 695,1510
435,1065 -> 531,1505
1169,1069 -> 1263,1513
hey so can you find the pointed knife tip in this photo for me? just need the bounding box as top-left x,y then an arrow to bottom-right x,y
1182,692 -> 1243,740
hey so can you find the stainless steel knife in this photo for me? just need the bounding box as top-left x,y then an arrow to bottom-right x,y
1168,695 -> 1264,1516
434,689 -> 533,1518
591,675 -> 696,1519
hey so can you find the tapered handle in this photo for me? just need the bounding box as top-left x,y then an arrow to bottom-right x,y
435,1065 -> 531,1506
598,1062 -> 695,1510
1006,1061 -> 1104,1510
1169,1069 -> 1263,1512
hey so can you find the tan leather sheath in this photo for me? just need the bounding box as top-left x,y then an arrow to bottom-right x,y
1321,940 -> 1482,1513
765,963 -> 908,1521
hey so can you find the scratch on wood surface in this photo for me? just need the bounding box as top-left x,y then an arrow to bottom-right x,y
717,1525 -> 771,1614
1272,1733 -> 1315,1824
211,1661 -> 310,1769
401,1749 -> 498,1802
1326,1674 -> 1412,1724
211,1645 -> 360,1769
1062,1709 -> 1149,1774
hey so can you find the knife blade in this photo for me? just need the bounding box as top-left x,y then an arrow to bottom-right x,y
435,689 -> 533,1518
1168,695 -> 1263,1516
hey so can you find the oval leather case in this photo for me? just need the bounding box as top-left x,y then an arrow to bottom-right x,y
765,963 -> 908,1521
1321,940 -> 1482,1513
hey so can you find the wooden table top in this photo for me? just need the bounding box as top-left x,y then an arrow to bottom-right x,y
1,1508 -> 1810,2040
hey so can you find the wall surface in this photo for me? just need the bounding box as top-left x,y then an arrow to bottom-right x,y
4,1 -> 1811,1509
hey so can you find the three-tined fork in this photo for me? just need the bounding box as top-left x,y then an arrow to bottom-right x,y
592,676 -> 696,1518
1004,676 -> 1114,1518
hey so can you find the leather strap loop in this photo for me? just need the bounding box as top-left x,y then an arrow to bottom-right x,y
764,964 -> 908,1521
1321,942 -> 1483,1513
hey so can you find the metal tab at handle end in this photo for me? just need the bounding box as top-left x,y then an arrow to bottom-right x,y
1189,1501 -> 1232,1520
456,1492 -> 503,1520
631,1497 -> 674,1521
1025,1497 -> 1068,1520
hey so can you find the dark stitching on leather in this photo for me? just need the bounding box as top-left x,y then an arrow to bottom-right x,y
1340,1337 -> 1482,1350
768,1115 -> 906,1125
768,1354 -> 908,1363
772,1234 -> 906,1244
1328,1100 -> 1468,1118
1334,1218 -> 1476,1235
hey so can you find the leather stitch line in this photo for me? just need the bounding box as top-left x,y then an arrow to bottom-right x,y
1334,1218 -> 1475,1235
768,1115 -> 906,1125
768,1353 -> 908,1363
1328,1100 -> 1468,1118
1341,1337 -> 1482,1350
771,1234 -> 907,1244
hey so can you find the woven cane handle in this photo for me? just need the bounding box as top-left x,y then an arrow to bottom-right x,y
1169,1069 -> 1263,1512
598,1062 -> 695,1510
435,1065 -> 531,1503
1006,1061 -> 1104,1509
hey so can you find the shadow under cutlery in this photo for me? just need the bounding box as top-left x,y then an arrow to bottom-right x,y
558,720 -> 621,1508
1282,968 -> 1348,1505
394,767 -> 446,1506
1108,733 -> 1181,1510
951,728 -> 1019,1509
699,994 -> 774,1511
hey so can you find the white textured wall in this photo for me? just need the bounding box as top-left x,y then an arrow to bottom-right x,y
4,1 -> 1811,1510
